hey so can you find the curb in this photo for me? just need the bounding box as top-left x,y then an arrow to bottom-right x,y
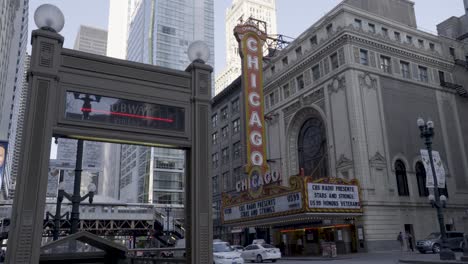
399,259 -> 466,264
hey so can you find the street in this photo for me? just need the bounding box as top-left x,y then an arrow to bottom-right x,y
275,251 -> 464,264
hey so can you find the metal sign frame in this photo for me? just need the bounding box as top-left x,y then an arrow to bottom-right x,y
6,29 -> 212,263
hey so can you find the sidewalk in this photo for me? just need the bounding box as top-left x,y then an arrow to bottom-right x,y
281,252 -> 376,261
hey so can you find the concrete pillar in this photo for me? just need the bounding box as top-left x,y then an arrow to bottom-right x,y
5,29 -> 63,263
186,62 -> 213,264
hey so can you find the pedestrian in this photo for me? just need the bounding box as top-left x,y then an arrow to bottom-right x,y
406,232 -> 414,252
397,232 -> 404,250
296,237 -> 303,255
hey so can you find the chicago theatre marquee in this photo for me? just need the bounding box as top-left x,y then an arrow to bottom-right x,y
216,0 -> 468,256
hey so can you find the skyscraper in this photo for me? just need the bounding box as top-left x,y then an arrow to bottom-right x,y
215,0 -> 277,95
106,0 -> 139,59
127,0 -> 214,71
119,0 -> 214,216
73,25 -> 108,56
1,0 -> 29,199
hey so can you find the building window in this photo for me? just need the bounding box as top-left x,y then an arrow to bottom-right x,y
312,65 -> 320,81
310,35 -> 317,45
232,98 -> 239,114
418,39 -> 424,48
222,172 -> 230,191
419,66 -> 428,82
211,114 -> 218,128
269,91 -> 278,106
282,57 -> 288,66
296,74 -> 305,90
212,153 -> 219,168
212,175 -> 219,194
395,160 -> 410,196
233,141 -> 241,159
380,55 -> 391,73
382,27 -> 388,36
233,167 -> 241,184
161,25 -> 176,35
359,49 -> 369,65
298,118 -> 328,179
330,53 -> 339,69
429,43 -> 435,51
368,23 -> 375,33
406,35 -> 413,44
283,83 -> 290,98
394,31 -> 401,41
326,24 -> 333,34
449,47 -> 455,57
295,46 -> 302,57
271,65 -> 276,74
415,161 -> 429,197
232,119 -> 240,134
400,61 -> 410,78
212,132 -> 218,145
221,125 -> 229,139
221,106 -> 228,120
222,147 -> 229,164
439,71 -> 446,85
354,19 -> 362,29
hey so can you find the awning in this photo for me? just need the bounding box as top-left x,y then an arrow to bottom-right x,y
223,212 -> 362,228
231,228 -> 243,234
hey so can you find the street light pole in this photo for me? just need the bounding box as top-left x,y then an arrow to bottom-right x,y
417,118 -> 455,261
71,139 -> 84,234
165,206 -> 172,236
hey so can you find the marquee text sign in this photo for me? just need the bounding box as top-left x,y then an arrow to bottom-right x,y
234,24 -> 269,177
307,183 -> 360,209
223,192 -> 302,222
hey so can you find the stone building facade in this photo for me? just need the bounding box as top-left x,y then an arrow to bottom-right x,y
262,0 -> 468,251
212,0 -> 468,253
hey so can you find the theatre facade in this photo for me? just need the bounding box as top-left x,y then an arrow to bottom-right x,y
212,0 -> 468,256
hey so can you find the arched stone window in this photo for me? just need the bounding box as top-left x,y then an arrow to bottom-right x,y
415,161 -> 429,197
297,118 -> 327,179
395,160 -> 409,196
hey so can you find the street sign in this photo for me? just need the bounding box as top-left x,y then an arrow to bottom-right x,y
420,149 -> 446,188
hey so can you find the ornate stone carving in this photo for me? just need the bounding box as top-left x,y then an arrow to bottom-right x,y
303,88 -> 324,106
369,152 -> 387,169
328,75 -> 346,94
282,101 -> 301,118
336,154 -> 353,169
358,72 -> 377,90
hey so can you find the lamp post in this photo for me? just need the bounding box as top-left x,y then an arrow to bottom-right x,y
165,206 -> 172,236
60,139 -> 96,234
417,118 -> 455,260
45,180 -> 70,241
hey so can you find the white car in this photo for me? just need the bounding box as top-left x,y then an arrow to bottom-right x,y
241,243 -> 281,263
213,241 -> 244,264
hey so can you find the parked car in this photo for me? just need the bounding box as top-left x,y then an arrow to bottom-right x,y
213,241 -> 244,264
232,245 -> 244,252
240,243 -> 281,263
416,231 -> 465,253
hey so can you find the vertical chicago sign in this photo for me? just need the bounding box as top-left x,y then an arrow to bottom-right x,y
234,24 -> 269,196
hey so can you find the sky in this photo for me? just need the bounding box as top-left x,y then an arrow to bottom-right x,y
29,0 -> 465,76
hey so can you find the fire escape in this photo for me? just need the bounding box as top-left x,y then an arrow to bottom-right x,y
239,16 -> 293,59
